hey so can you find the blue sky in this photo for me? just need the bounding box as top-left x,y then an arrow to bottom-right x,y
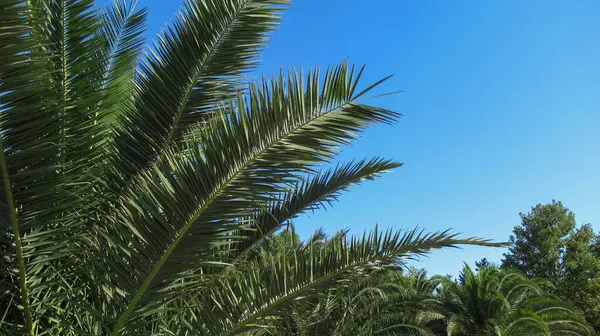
125,0 -> 600,276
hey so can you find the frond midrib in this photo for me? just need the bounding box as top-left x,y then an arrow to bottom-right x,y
0,139 -> 33,334
58,0 -> 68,172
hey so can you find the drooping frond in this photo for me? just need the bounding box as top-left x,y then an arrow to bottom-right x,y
440,266 -> 594,336
187,227 -> 498,335
503,297 -> 593,336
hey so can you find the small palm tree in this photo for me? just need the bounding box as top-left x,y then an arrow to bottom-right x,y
1,0 -> 497,334
437,265 -> 593,336
327,269 -> 444,336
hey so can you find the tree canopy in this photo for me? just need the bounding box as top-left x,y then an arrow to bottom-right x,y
502,201 -> 600,332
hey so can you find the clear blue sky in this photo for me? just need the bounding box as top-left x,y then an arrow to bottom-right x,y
123,0 -> 600,276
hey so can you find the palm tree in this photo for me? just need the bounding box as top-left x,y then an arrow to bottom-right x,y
0,0 -> 497,334
320,268 -> 445,336
436,265 -> 593,336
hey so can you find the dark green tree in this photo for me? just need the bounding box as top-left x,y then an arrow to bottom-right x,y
474,257 -> 490,271
502,201 -> 600,333
502,200 -> 576,282
560,224 -> 600,331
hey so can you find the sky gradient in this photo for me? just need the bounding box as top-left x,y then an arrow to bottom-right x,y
123,0 -> 600,276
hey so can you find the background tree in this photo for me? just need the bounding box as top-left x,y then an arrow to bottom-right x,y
502,200 -> 575,282
502,201 -> 600,333
560,224 -> 600,331
434,265 -> 592,336
474,257 -> 490,271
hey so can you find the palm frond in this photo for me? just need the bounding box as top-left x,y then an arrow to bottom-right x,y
192,227 -> 497,335
97,0 -> 148,129
0,1 -> 139,333
0,1 -> 63,332
229,158 -> 402,261
441,266 -> 594,336
41,0 -> 108,170
113,0 -> 289,187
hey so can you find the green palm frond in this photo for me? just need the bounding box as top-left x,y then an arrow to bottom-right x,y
229,158 -> 402,260
190,227 -> 497,335
97,0 -> 147,129
41,0 -> 109,178
439,265 -> 594,336
114,0 -> 289,186
1,0 -> 114,332
509,297 -> 593,336
1,1 -> 69,332
375,322 -> 432,336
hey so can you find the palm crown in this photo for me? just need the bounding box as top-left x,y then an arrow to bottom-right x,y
1,0 -> 497,335
437,265 -> 592,335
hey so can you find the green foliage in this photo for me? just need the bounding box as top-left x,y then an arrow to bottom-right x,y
474,257 -> 490,271
257,248 -> 592,336
437,265 -> 592,336
262,258 -> 445,335
190,226 -> 482,336
561,224 -> 600,330
502,200 -> 576,282
502,201 -> 600,332
0,0 -> 496,335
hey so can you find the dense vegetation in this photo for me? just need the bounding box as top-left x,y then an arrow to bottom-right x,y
255,228 -> 594,335
0,0 -> 596,335
502,201 -> 600,334
0,0 -> 494,334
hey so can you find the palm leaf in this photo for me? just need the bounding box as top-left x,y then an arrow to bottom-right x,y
113,0 -> 289,188
0,1 -> 64,332
0,1 -> 133,333
194,227 -> 499,335
442,266 -> 594,336
229,158 -> 402,261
